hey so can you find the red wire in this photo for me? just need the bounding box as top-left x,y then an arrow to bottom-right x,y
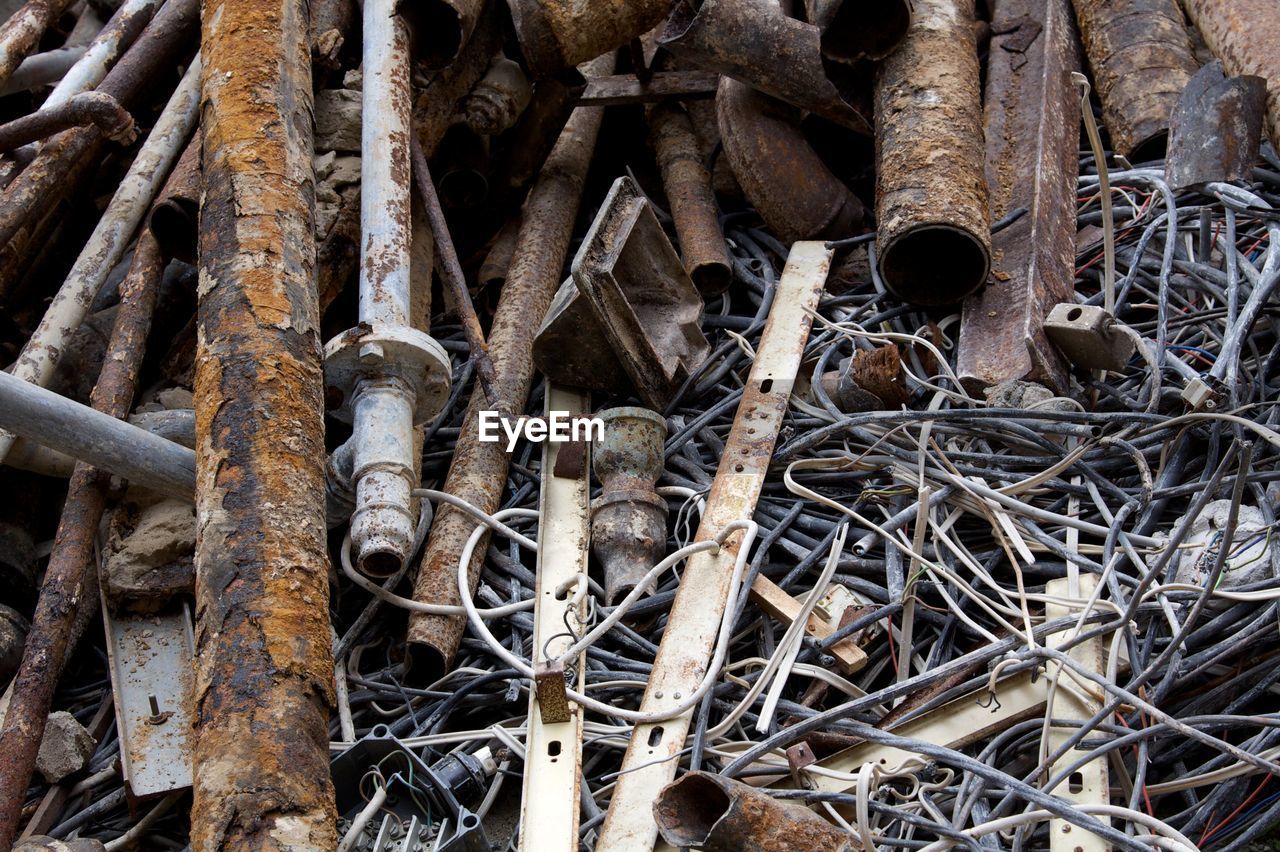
1201,775 -> 1271,845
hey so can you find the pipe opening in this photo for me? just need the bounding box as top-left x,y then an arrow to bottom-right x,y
400,2 -> 464,71
406,641 -> 450,687
691,261 -> 732,296
1128,130 -> 1170,166
821,1 -> 911,62
655,774 -> 732,846
149,200 -> 198,263
880,225 -> 989,306
439,168 -> 489,209
360,549 -> 403,578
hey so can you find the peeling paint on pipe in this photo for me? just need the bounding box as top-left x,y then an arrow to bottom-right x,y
874,0 -> 989,306
505,0 -> 671,77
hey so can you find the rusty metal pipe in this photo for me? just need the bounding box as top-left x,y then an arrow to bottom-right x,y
0,91 -> 136,153
406,55 -> 613,683
1070,0 -> 1197,160
0,46 -> 85,96
1181,0 -> 1280,155
717,78 -> 863,244
658,0 -> 872,134
464,55 -> 533,136
649,100 -> 732,295
147,136 -> 201,263
191,0 -> 336,846
957,0 -> 1081,394
654,772 -> 854,851
807,0 -> 912,63
505,0 -> 671,77
401,0 -> 483,70
874,0 -> 989,306
0,0 -> 78,90
41,0 -> 161,110
0,232 -> 165,851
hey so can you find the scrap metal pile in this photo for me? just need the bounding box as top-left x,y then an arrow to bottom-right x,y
1,0 -> 1280,849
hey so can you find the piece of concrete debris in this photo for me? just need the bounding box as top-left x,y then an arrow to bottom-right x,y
983,379 -> 1076,411
14,837 -> 105,852
314,88 -> 362,152
100,496 -> 195,613
1167,499 -> 1272,590
36,711 -> 95,784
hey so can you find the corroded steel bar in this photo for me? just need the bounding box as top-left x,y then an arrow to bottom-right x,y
405,55 -> 613,682
0,0 -> 200,251
1181,0 -> 1280,154
1070,0 -> 1196,160
649,100 -> 732,295
808,0 -> 912,63
655,772 -> 853,851
716,77 -> 863,244
0,232 -> 165,850
148,137 -> 201,263
505,0 -> 671,77
0,0 -> 77,90
191,0 -> 336,847
957,0 -> 1081,394
0,91 -> 135,152
874,0 -> 989,306
659,0 -> 872,134
41,0 -> 161,110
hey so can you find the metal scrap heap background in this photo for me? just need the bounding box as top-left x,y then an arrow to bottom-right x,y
0,0 -> 1278,849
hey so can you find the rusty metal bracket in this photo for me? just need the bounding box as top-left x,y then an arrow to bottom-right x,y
596,242 -> 833,851
519,385 -> 590,850
1044,303 -> 1136,372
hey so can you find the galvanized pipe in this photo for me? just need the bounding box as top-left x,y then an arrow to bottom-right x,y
957,0 -> 1081,394
505,0 -> 671,77
654,772 -> 854,851
658,0 -> 872,134
329,0 -> 451,577
717,77 -> 864,244
405,54 -> 613,682
192,0 -> 336,846
0,231 -> 165,850
649,100 -> 732,295
1070,0 -> 1197,160
0,61 -> 200,467
0,0 -> 78,90
0,46 -> 85,96
1181,0 -> 1280,154
874,0 -> 989,306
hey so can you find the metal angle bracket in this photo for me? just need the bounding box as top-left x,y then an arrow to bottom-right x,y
596,242 -> 834,851
518,385 -> 592,851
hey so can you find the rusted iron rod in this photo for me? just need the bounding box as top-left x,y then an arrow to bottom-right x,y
505,0 -> 671,77
874,0 -> 989,306
654,772 -> 854,851
0,91 -> 136,153
716,77 -> 863,244
0,0 -> 78,90
0,0 -> 200,252
410,132 -> 498,402
658,0 -> 872,134
957,0 -> 1081,394
1070,0 -> 1197,160
1181,0 -> 1280,154
40,0 -> 161,111
0,232 -> 165,850
191,0 -> 336,847
406,55 -> 613,682
649,99 -> 732,294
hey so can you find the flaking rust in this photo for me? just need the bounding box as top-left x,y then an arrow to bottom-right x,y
1181,0 -> 1280,154
1070,0 -> 1197,160
958,0 -> 1081,394
405,55 -> 614,683
192,0 -> 336,848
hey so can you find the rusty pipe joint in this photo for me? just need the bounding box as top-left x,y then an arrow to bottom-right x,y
325,325 -> 450,576
590,407 -> 667,605
464,55 -> 533,136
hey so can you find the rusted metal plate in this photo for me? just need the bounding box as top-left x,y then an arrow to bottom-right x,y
1182,0 -> 1280,154
1165,61 -> 1266,190
1069,0 -> 1197,160
957,0 -> 1081,394
596,242 -> 832,851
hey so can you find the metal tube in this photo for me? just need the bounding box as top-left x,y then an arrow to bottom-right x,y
505,0 -> 671,77
42,0 -> 161,109
0,0 -> 78,90
191,0 -> 336,846
403,0 -> 484,70
0,370 -> 194,499
716,77 -> 864,244
1181,0 -> 1280,155
0,90 -> 136,152
0,61 -> 200,467
0,231 -> 165,850
405,54 -> 613,683
1070,0 -> 1197,160
147,136 -> 202,263
654,772 -> 854,851
0,46 -> 85,96
807,0 -> 912,63
957,0 -> 1081,394
649,100 -> 733,295
874,0 -> 989,306
658,0 -> 872,134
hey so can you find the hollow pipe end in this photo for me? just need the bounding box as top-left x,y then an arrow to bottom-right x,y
877,223 -> 991,306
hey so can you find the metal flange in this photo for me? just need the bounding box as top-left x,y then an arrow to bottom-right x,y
323,322 -> 452,426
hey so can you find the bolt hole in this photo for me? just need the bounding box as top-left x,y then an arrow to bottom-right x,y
648,727 -> 664,747
734,463 -> 744,473
1066,307 -> 1083,322
1068,771 -> 1084,793
760,378 -> 774,393
548,740 -> 562,757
